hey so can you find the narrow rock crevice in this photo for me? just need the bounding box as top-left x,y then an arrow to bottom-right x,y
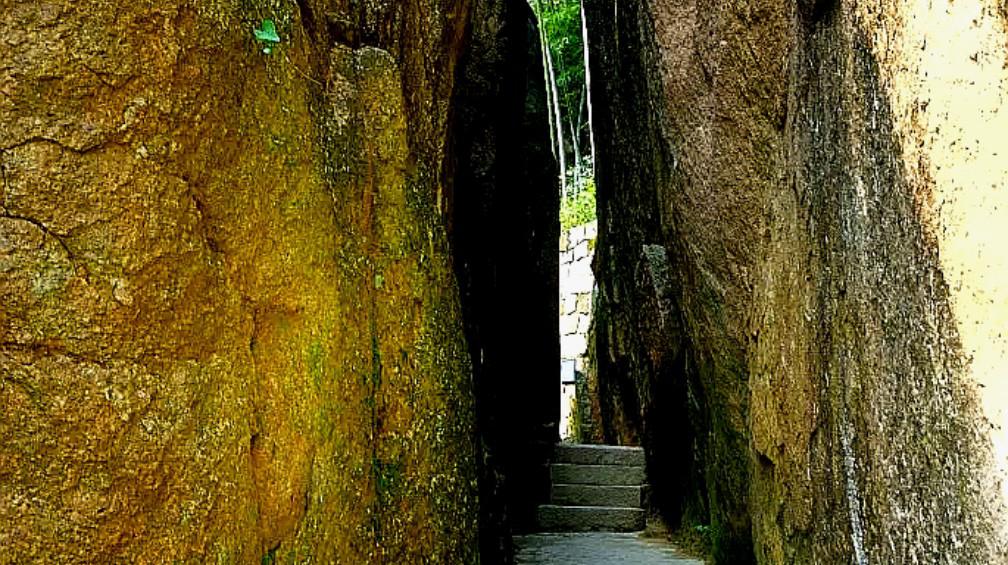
445,0 -> 559,560
0,212 -> 89,283
800,0 -> 838,28
0,136 -> 123,156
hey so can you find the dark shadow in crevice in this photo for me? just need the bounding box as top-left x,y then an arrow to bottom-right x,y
444,0 -> 560,562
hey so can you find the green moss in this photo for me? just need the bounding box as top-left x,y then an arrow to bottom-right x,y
372,456 -> 404,501
307,339 -> 325,389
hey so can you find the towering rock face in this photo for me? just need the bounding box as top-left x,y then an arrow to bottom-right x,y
584,0 -> 755,558
448,0 -> 560,561
0,1 -> 483,561
585,0 -> 1008,563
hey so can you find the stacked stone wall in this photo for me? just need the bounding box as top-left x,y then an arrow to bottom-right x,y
559,221 -> 597,366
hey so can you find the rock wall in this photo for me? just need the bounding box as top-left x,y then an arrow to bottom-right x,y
584,0 -> 718,552
559,221 -> 596,440
585,0 -> 1008,563
559,221 -> 596,364
447,0 -> 560,558
0,1 -> 490,562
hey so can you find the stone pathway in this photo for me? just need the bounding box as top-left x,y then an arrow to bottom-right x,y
514,533 -> 705,565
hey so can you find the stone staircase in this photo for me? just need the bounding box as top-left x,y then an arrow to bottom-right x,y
536,443 -> 647,532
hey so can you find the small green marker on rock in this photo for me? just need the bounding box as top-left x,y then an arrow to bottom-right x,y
254,19 -> 280,54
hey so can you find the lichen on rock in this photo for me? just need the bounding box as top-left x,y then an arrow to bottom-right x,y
584,0 -> 1008,563
0,1 -> 480,562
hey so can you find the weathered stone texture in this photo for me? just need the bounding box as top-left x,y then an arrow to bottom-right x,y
0,1 -> 479,562
447,0 -> 560,559
586,0 -> 1008,563
560,222 -> 596,361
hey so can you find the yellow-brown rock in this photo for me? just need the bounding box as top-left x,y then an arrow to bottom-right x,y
585,0 -> 1008,563
0,1 -> 478,562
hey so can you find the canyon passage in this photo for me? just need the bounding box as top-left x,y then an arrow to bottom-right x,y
2,1 -> 1007,563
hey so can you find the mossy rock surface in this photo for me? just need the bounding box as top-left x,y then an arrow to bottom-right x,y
583,1 -> 1008,563
0,1 -> 478,562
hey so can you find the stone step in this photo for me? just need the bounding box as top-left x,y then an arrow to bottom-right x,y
550,463 -> 646,486
536,505 -> 645,532
554,443 -> 645,467
551,484 -> 644,508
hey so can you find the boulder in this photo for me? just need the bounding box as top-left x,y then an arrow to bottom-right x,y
584,0 -> 1008,562
0,2 -> 483,562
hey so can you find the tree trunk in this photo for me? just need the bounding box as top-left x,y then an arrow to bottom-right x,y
575,82 -> 587,167
569,117 -> 581,191
543,27 -> 567,196
580,0 -> 596,174
532,0 -> 558,158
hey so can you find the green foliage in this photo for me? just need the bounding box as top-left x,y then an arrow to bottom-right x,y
667,522 -> 715,560
254,19 -> 281,54
531,0 -> 589,146
537,0 -> 585,115
560,173 -> 596,231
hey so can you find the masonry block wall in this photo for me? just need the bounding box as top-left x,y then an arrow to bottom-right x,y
558,221 -> 597,439
559,221 -> 597,365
